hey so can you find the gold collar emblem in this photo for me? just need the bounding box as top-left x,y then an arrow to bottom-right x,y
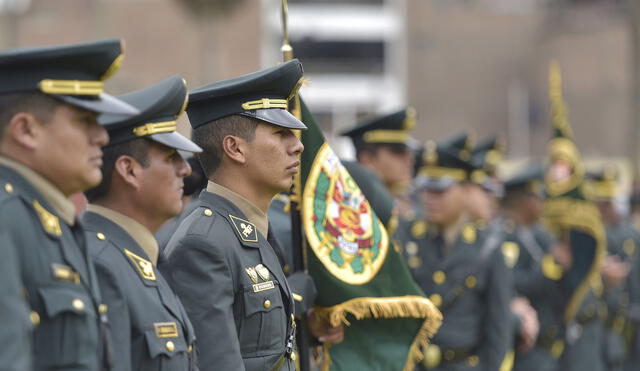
124,249 -> 156,281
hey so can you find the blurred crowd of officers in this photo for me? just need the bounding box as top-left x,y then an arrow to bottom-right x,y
1,36 -> 639,371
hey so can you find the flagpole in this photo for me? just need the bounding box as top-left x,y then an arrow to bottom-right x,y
280,1 -> 311,369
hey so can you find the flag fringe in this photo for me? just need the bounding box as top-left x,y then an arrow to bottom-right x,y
315,295 -> 443,371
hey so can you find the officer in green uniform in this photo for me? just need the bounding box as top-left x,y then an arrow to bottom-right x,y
501,165 -> 566,371
397,139 -> 513,371
82,76 -> 202,370
585,167 -> 636,371
0,39 -> 138,370
340,107 -> 418,221
160,60 -> 306,371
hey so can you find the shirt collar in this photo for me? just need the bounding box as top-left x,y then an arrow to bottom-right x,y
86,204 -> 160,265
0,155 -> 76,226
207,181 -> 269,238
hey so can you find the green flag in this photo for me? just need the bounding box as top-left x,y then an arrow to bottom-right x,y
297,98 -> 441,371
543,61 -> 605,324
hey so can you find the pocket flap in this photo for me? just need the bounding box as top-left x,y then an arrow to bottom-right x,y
145,330 -> 187,359
243,283 -> 283,316
39,286 -> 91,318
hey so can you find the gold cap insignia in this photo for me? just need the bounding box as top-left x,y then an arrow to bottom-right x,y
501,242 -> 520,268
229,215 -> 258,242
124,249 -> 156,281
33,200 -> 62,236
255,264 -> 270,281
245,267 -> 259,283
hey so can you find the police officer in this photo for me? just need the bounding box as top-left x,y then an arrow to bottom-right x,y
82,76 -> 202,370
501,164 -> 566,371
0,39 -> 138,369
397,139 -> 513,371
160,60 -> 306,371
585,167 -> 636,371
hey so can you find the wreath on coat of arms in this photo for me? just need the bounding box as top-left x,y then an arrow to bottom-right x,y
303,143 -> 389,285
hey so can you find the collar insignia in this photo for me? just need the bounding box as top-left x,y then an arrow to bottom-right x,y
501,241 -> 520,268
124,249 -> 156,281
229,215 -> 258,243
255,264 -> 270,281
33,200 -> 62,236
245,267 -> 259,283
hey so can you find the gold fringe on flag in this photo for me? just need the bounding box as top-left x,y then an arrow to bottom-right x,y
315,295 -> 443,371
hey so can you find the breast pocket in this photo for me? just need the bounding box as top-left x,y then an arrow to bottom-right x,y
144,329 -> 189,371
36,285 -> 98,368
238,283 -> 287,355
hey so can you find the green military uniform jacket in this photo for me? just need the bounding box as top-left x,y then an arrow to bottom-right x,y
502,221 -> 565,371
399,218 -> 513,371
161,184 -> 296,371
82,205 -> 198,371
601,221 -> 638,370
0,229 -> 32,371
0,159 -> 108,370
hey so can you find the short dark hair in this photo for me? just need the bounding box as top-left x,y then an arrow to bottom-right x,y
0,93 -> 60,140
192,114 -> 258,177
84,138 -> 152,202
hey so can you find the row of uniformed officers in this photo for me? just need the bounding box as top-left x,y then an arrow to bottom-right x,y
0,38 -> 330,371
325,105 -> 640,371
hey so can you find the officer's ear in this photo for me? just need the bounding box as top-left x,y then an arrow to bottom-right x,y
3,111 -> 43,151
221,134 -> 247,165
113,155 -> 144,190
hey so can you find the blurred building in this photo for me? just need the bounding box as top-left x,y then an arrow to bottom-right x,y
0,0 -> 637,167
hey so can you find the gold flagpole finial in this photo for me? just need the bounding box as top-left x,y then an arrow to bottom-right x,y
281,0 -> 294,62
548,59 -> 573,138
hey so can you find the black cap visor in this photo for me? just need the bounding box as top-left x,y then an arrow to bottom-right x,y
150,132 -> 202,153
415,175 -> 459,192
56,93 -> 139,122
240,108 -> 307,130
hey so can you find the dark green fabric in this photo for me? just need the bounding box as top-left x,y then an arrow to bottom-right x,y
299,98 -> 430,370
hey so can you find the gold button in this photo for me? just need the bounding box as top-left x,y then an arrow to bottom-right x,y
290,352 -> 297,361
433,271 -> 446,285
98,304 -> 108,314
465,276 -> 477,288
444,350 -> 455,360
96,232 -> 106,241
72,298 -> 85,311
467,355 -> 479,366
429,294 -> 442,307
4,183 -> 14,194
408,256 -> 422,269
188,345 -> 193,353
30,311 -> 40,326
263,299 -> 271,309
166,340 -> 175,352
203,209 -> 213,217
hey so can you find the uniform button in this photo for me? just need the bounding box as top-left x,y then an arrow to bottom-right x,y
291,352 -> 297,361
203,209 -> 213,217
465,276 -> 477,288
166,341 -> 175,352
467,355 -> 479,366
98,304 -> 108,314
4,183 -> 14,194
72,298 -> 85,311
429,294 -> 442,308
263,299 -> 271,309
433,271 -> 446,285
444,350 -> 455,360
96,232 -> 106,241
30,311 -> 40,326
188,345 -> 193,353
